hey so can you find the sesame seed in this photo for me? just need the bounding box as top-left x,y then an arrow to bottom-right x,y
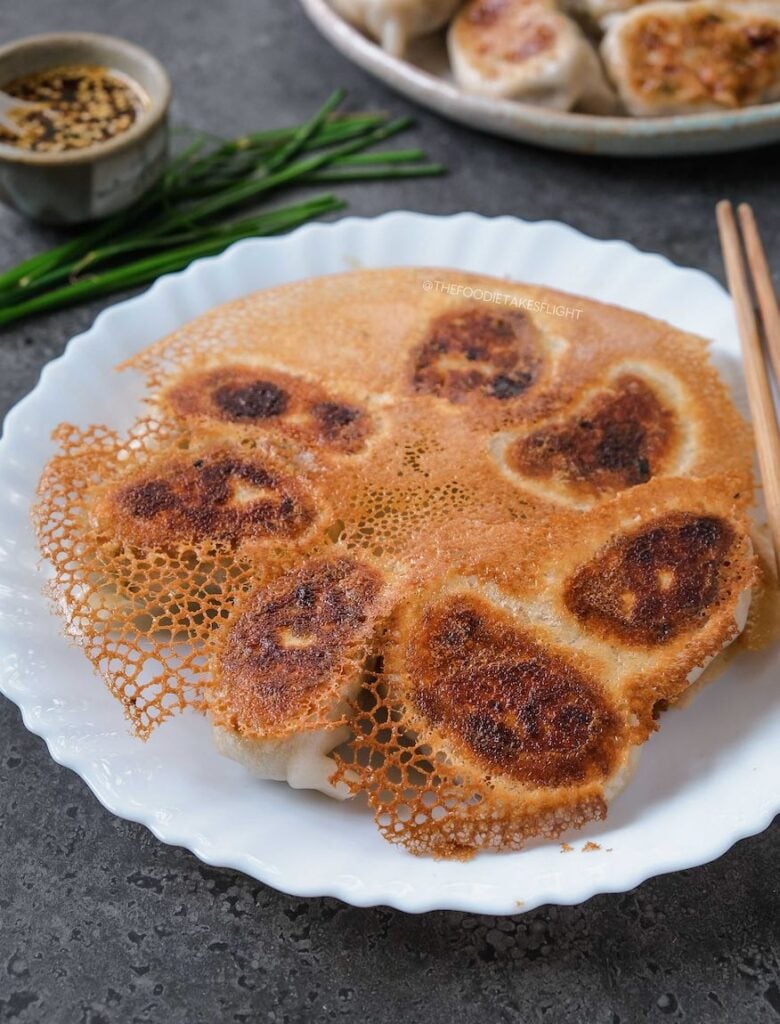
0,64 -> 148,153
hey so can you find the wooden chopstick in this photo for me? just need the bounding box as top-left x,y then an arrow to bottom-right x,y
716,199 -> 780,580
737,204 -> 780,400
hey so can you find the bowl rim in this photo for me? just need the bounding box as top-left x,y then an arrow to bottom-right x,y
0,31 -> 171,167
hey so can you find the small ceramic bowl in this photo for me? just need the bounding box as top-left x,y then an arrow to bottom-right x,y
0,32 -> 171,225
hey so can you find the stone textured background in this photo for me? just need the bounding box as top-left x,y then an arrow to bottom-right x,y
0,2 -> 778,1021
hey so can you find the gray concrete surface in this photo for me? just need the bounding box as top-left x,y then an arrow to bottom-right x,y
0,2 -> 778,1022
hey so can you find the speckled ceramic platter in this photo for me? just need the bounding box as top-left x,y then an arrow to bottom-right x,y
299,0 -> 780,157
0,213 -> 778,914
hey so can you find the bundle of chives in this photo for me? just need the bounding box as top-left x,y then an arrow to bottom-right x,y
0,89 -> 445,327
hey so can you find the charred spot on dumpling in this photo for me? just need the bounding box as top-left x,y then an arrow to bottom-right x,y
411,308 -> 543,404
406,594 -> 620,787
310,400 -> 371,451
565,512 -> 736,645
112,450 -> 314,548
213,379 -> 289,420
124,478 -> 179,519
164,365 -> 292,424
509,374 -> 677,495
162,364 -> 373,454
214,558 -> 383,727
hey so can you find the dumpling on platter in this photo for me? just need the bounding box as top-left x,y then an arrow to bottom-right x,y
330,0 -> 463,55
448,0 -> 619,111
601,0 -> 780,115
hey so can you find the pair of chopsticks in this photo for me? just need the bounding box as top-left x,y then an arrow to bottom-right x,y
716,201 -> 780,581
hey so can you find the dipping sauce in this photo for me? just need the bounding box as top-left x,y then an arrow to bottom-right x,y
0,64 -> 147,153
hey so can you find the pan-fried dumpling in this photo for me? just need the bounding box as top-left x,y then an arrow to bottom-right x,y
448,0 -> 618,111
89,436 -> 319,552
492,363 -> 693,508
503,370 -> 683,503
601,0 -> 780,115
331,0 -> 462,55
157,363 -> 376,458
209,556 -> 389,798
374,580 -> 636,855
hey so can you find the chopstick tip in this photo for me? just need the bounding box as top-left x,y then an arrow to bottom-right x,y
716,201 -> 738,253
737,202 -> 756,229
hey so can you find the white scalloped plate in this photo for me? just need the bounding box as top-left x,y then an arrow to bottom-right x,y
1,213 -> 778,915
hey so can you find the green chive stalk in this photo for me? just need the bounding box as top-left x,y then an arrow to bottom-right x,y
0,91 -> 446,326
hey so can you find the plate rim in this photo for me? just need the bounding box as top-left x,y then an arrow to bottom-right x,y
1,210 -> 778,915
